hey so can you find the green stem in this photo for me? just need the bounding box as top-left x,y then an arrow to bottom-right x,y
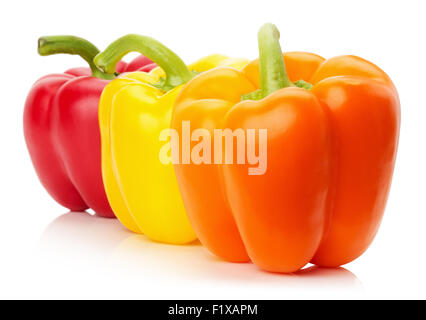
258,23 -> 294,96
38,36 -> 114,80
94,34 -> 194,91
242,23 -> 295,101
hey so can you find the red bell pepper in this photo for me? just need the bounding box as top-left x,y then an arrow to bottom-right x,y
24,36 -> 156,217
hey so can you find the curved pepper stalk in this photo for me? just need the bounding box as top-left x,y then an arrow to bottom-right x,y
38,35 -> 115,80
94,34 -> 194,91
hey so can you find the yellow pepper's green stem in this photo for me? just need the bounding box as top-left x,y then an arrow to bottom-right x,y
94,34 -> 194,91
242,23 -> 298,100
38,36 -> 114,80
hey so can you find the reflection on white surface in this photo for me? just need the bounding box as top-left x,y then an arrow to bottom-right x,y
39,211 -> 363,297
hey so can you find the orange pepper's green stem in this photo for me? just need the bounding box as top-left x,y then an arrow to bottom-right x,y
94,34 -> 194,91
258,23 -> 294,96
242,23 -> 296,100
38,36 -> 114,80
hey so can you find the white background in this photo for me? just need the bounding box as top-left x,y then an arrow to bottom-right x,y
0,0 -> 425,299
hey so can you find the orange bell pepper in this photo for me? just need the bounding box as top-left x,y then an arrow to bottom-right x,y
171,23 -> 400,273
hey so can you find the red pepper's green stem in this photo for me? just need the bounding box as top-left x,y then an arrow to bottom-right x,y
242,23 -> 295,101
94,34 -> 194,91
38,36 -> 114,80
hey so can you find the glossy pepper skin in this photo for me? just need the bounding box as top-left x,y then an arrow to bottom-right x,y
94,34 -> 249,242
172,24 -> 400,272
24,36 -> 155,217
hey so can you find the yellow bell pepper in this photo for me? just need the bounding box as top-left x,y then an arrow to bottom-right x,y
94,34 -> 248,244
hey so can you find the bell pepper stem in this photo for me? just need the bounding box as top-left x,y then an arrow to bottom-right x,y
94,34 -> 194,91
258,23 -> 294,96
38,36 -> 113,80
242,23 -> 294,100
